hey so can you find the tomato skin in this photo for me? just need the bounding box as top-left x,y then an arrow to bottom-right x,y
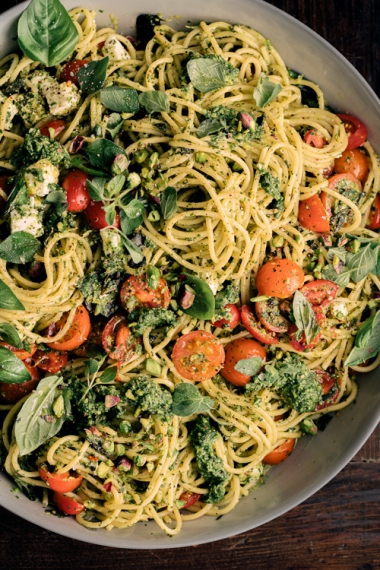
172,331 -> 225,382
102,314 -> 141,364
0,361 -> 40,404
334,148 -> 369,183
0,342 -> 37,361
179,491 -> 201,509
53,492 -> 85,515
84,200 -> 120,230
315,370 -> 339,411
336,114 -> 367,149
241,305 -> 279,344
367,194 -> 380,230
34,349 -> 68,374
120,274 -> 170,310
298,194 -> 330,233
60,60 -> 89,85
255,298 -> 289,333
303,129 -> 326,148
263,439 -> 295,465
39,465 -> 83,492
256,259 -> 304,299
39,119 -> 66,138
47,305 -> 91,351
213,304 -> 241,329
328,172 -> 362,192
300,280 -> 339,308
220,338 -> 266,386
62,169 -> 91,213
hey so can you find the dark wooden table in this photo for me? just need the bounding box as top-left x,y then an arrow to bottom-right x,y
0,1 -> 379,568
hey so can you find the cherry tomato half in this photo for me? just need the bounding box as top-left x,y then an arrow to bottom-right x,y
315,370 -> 339,411
303,129 -> 326,148
220,338 -> 266,386
39,465 -> 83,493
60,60 -> 89,85
53,492 -> 85,515
263,439 -> 295,465
0,342 -> 37,361
213,304 -> 241,329
336,114 -> 367,149
102,314 -> 141,364
179,491 -> 201,509
256,259 -> 304,299
34,349 -> 68,374
39,119 -> 66,138
255,297 -> 289,333
47,305 -> 91,351
84,200 -> 120,230
367,194 -> 380,230
334,148 -> 369,183
241,305 -> 279,344
299,279 -> 339,308
0,360 -> 40,404
62,169 -> 91,213
328,172 -> 362,193
120,274 -> 170,311
172,331 -> 225,381
298,194 -> 330,233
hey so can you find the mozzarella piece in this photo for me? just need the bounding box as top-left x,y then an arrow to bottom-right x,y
30,71 -> 80,116
330,301 -> 348,320
102,35 -> 130,61
203,273 -> 219,295
24,159 -> 59,197
100,227 -> 123,256
0,91 -> 18,130
10,205 -> 43,237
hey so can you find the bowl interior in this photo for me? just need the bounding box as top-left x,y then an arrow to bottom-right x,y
0,0 -> 379,549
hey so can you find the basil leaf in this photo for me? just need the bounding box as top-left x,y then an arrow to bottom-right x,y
0,279 -> 25,311
121,235 -> 144,264
234,357 -> 263,376
101,87 -> 140,113
85,358 -> 100,376
103,203 -> 116,226
254,74 -> 282,108
78,57 -> 109,94
345,311 -> 380,367
86,139 -> 126,170
321,264 -> 351,287
17,0 -> 79,67
44,188 -> 68,214
292,290 -> 320,344
0,231 -> 40,264
349,243 -> 377,282
327,247 -> 348,263
355,314 -> 376,348
122,198 -> 145,219
106,113 -> 124,139
139,91 -> 169,113
160,186 -> 177,220
0,323 -> 23,349
106,175 -> 125,198
15,375 -> 69,456
99,366 -> 117,383
120,209 -> 143,236
196,119 -> 224,138
172,383 -> 214,417
71,156 -> 109,178
180,274 -> 215,320
187,57 -> 237,93
86,178 -> 106,201
0,346 -> 31,383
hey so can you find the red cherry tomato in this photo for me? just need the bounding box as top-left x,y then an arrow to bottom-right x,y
367,194 -> 380,230
328,172 -> 362,192
120,274 -> 170,311
298,194 -> 330,233
172,331 -> 225,381
102,314 -> 141,364
263,439 -> 295,465
179,491 -> 201,509
0,342 -> 37,361
220,338 -> 266,386
336,114 -> 367,149
315,370 -> 339,410
84,200 -> 120,230
0,360 -> 40,404
62,169 -> 91,213
299,280 -> 339,308
334,148 -> 369,183
255,297 -> 289,333
60,60 -> 89,85
53,492 -> 85,515
34,349 -> 68,374
303,129 -> 326,148
47,305 -> 91,351
213,304 -> 241,329
39,119 -> 66,138
39,465 -> 83,492
241,305 -> 279,344
289,307 -> 325,352
256,259 -> 304,299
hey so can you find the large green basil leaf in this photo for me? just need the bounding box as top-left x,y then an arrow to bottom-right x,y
172,383 -> 214,417
78,57 -> 109,94
292,290 -> 320,344
160,186 -> 177,220
0,279 -> 25,311
86,139 -> 127,170
345,311 -> 380,367
101,87 -> 140,113
139,91 -> 169,113
18,0 -> 79,67
254,73 -> 282,108
181,274 -> 215,320
234,357 -> 263,376
0,346 -> 31,383
0,231 -> 40,264
0,323 -> 23,349
187,57 -> 238,93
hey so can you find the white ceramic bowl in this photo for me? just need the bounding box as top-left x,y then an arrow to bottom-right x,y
0,0 -> 379,550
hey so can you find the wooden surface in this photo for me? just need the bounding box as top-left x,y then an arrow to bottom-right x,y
0,0 -> 379,568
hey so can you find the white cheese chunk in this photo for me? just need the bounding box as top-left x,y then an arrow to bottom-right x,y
24,159 -> 59,197
0,91 -> 18,130
100,227 -> 123,256
30,71 -> 80,116
203,273 -> 219,295
10,205 -> 43,237
330,301 -> 348,320
102,35 -> 130,61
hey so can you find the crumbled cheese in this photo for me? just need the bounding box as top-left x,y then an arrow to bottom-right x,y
330,301 -> 348,320
0,91 -> 18,130
24,159 -> 59,197
102,35 -> 130,61
30,71 -> 81,116
100,227 -> 123,256
10,205 -> 43,237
